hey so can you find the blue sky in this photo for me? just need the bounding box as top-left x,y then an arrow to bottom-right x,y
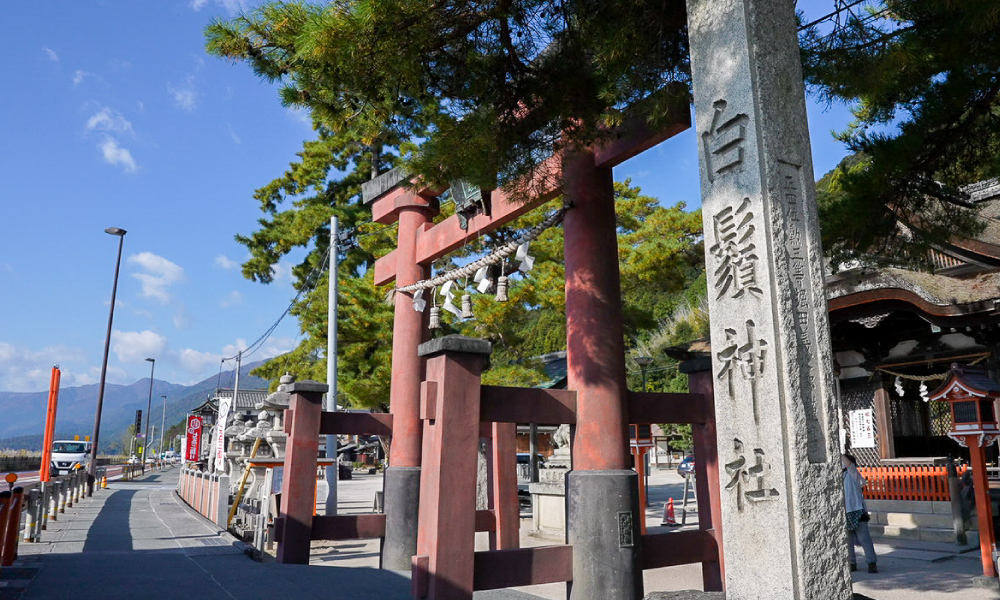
0,0 -> 855,393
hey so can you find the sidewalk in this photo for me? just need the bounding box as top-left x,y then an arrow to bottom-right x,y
4,466 -> 997,599
2,468 -> 541,600
316,468 -> 1000,600
5,467 -> 413,600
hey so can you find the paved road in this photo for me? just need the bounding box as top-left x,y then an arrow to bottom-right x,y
8,464 -> 132,486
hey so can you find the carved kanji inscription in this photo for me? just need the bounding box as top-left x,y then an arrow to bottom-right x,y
709,198 -> 762,300
702,100 -> 750,182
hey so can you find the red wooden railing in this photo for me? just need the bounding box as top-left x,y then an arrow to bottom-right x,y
859,465 -> 968,502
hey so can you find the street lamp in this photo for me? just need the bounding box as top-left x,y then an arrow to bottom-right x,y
88,226 -> 126,495
634,356 -> 653,392
159,394 -> 167,462
142,357 -> 155,473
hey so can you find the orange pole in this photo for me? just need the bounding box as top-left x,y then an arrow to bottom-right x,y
39,367 -> 61,482
968,442 -> 997,577
634,447 -> 647,535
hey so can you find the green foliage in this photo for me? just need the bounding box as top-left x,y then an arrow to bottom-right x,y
205,1 -> 690,195
626,294 -> 711,452
119,424 -> 137,456
162,419 -> 187,452
455,181 -> 704,373
801,0 -> 1000,268
205,2 -> 706,410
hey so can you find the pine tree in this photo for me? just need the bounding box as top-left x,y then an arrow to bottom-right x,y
204,1 -> 690,195
801,0 -> 1000,268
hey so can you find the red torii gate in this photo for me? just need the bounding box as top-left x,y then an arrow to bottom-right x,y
274,86 -> 725,600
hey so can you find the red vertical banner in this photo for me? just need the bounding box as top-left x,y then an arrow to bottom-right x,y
185,416 -> 203,462
39,367 -> 61,482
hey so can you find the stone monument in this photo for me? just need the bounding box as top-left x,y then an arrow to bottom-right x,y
687,0 -> 852,598
528,423 -> 571,538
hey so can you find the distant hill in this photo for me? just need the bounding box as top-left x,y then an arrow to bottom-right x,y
0,362 -> 268,452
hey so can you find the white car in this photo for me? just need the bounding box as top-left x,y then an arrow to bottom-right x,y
50,440 -> 92,476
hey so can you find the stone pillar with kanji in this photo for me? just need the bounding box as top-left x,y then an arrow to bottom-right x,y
688,0 -> 851,597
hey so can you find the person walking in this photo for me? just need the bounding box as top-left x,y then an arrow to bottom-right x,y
843,453 -> 878,573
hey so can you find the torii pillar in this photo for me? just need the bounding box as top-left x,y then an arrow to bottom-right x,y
364,175 -> 441,571
563,147 -> 641,599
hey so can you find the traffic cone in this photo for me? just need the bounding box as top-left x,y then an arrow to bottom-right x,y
661,498 -> 680,527
101,476 -> 107,489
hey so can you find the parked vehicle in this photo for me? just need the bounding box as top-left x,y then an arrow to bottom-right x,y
50,440 -> 92,476
677,455 -> 695,476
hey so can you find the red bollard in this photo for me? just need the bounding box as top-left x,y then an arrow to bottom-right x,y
0,490 -> 10,572
1,487 -> 25,567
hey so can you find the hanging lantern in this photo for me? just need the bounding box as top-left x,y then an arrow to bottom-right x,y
496,275 -> 509,302
429,306 -> 441,329
461,293 -> 474,319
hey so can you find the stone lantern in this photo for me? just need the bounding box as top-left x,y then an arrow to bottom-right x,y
929,364 -> 1000,580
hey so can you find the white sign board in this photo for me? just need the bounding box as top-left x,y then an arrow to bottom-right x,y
214,395 -> 233,471
848,409 -> 876,449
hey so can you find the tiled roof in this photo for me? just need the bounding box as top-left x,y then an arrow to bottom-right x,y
193,389 -> 270,413
214,388 -> 269,411
827,267 -> 1000,307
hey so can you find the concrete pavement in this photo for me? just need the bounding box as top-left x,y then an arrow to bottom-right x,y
2,467 -> 542,600
315,468 -> 1000,600
3,465 -> 997,599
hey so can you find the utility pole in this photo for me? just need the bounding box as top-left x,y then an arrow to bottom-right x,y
142,358 -> 155,473
159,394 -> 167,462
88,227 -> 126,495
325,215 -> 339,516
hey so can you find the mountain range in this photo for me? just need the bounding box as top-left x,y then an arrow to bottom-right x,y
0,362 -> 268,452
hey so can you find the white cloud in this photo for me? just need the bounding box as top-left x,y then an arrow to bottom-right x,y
190,0 -> 246,14
287,106 -> 312,127
228,123 -> 241,145
221,290 -> 243,308
111,329 -> 168,364
0,342 -> 89,392
221,336 -> 295,363
87,107 -> 134,135
1,263 -> 12,273
176,347 -> 222,376
66,368 -> 98,387
172,305 -> 193,330
221,339 -> 248,358
271,262 -> 293,282
127,252 -> 185,302
98,137 -> 138,173
73,70 -> 90,85
42,47 -> 59,62
215,255 -> 239,269
168,78 -> 197,111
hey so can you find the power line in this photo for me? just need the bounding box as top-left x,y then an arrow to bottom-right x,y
798,0 -> 875,32
221,244 -> 332,363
